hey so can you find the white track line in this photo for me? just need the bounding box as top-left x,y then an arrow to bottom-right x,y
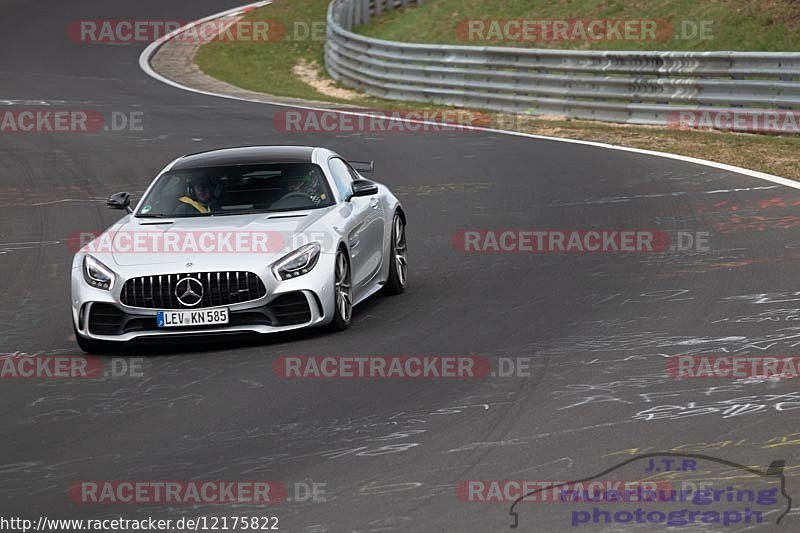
138,1 -> 800,191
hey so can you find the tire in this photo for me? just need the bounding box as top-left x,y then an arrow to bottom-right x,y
328,248 -> 353,331
74,326 -> 119,354
383,211 -> 407,295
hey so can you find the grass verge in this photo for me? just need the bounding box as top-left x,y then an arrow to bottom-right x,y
493,115 -> 800,180
356,0 -> 800,51
195,0 -> 341,103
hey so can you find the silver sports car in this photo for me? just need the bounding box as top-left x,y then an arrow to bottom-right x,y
71,146 -> 407,352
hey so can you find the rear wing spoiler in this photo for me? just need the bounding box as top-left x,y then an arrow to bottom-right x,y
349,160 -> 374,177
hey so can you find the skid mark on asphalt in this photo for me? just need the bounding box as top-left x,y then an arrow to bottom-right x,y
391,182 -> 490,196
444,421 -> 634,454
0,240 -> 62,254
548,185 -> 779,207
0,99 -> 69,106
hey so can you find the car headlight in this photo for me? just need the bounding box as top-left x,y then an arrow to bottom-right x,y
271,242 -> 321,280
83,255 -> 116,290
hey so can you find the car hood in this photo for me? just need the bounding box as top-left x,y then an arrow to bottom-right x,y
104,209 -> 334,267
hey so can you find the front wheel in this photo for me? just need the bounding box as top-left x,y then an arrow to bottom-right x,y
327,249 -> 353,331
383,212 -> 407,295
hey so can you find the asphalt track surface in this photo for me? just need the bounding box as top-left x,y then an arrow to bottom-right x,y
2,1 -> 800,531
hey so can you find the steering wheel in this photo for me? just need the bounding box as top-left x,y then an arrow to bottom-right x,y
276,191 -> 314,202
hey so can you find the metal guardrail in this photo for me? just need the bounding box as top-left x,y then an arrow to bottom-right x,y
324,0 -> 800,126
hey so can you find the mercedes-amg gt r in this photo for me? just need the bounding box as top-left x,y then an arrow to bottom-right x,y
71,146 -> 407,352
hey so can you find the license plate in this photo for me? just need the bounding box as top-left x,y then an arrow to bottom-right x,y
157,308 -> 229,328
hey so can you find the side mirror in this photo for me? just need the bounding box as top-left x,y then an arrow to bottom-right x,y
350,179 -> 379,199
107,192 -> 131,213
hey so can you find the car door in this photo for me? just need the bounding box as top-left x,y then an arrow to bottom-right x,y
328,157 -> 385,298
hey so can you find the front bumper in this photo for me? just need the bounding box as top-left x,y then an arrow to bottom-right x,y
71,257 -> 335,342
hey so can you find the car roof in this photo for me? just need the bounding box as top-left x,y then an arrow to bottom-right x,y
172,146 -> 318,170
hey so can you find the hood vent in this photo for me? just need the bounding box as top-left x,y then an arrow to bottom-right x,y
266,213 -> 308,220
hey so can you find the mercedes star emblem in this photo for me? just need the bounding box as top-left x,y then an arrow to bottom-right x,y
175,277 -> 204,307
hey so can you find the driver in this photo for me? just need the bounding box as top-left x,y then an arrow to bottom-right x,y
175,176 -> 212,215
286,170 -> 327,205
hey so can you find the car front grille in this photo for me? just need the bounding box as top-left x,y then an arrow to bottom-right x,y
87,292 -> 311,336
120,271 -> 267,309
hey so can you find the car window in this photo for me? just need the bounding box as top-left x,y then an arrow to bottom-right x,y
135,163 -> 334,217
328,158 -> 354,200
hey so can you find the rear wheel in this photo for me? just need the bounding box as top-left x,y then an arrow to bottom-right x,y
384,212 -> 407,295
328,249 -> 352,331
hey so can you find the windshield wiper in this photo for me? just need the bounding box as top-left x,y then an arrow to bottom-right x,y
136,213 -> 213,218
210,210 -> 274,216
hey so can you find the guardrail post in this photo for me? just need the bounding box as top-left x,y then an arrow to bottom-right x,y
361,0 -> 370,24
346,0 -> 355,30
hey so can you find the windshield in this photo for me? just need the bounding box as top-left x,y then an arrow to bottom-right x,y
135,163 -> 335,218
